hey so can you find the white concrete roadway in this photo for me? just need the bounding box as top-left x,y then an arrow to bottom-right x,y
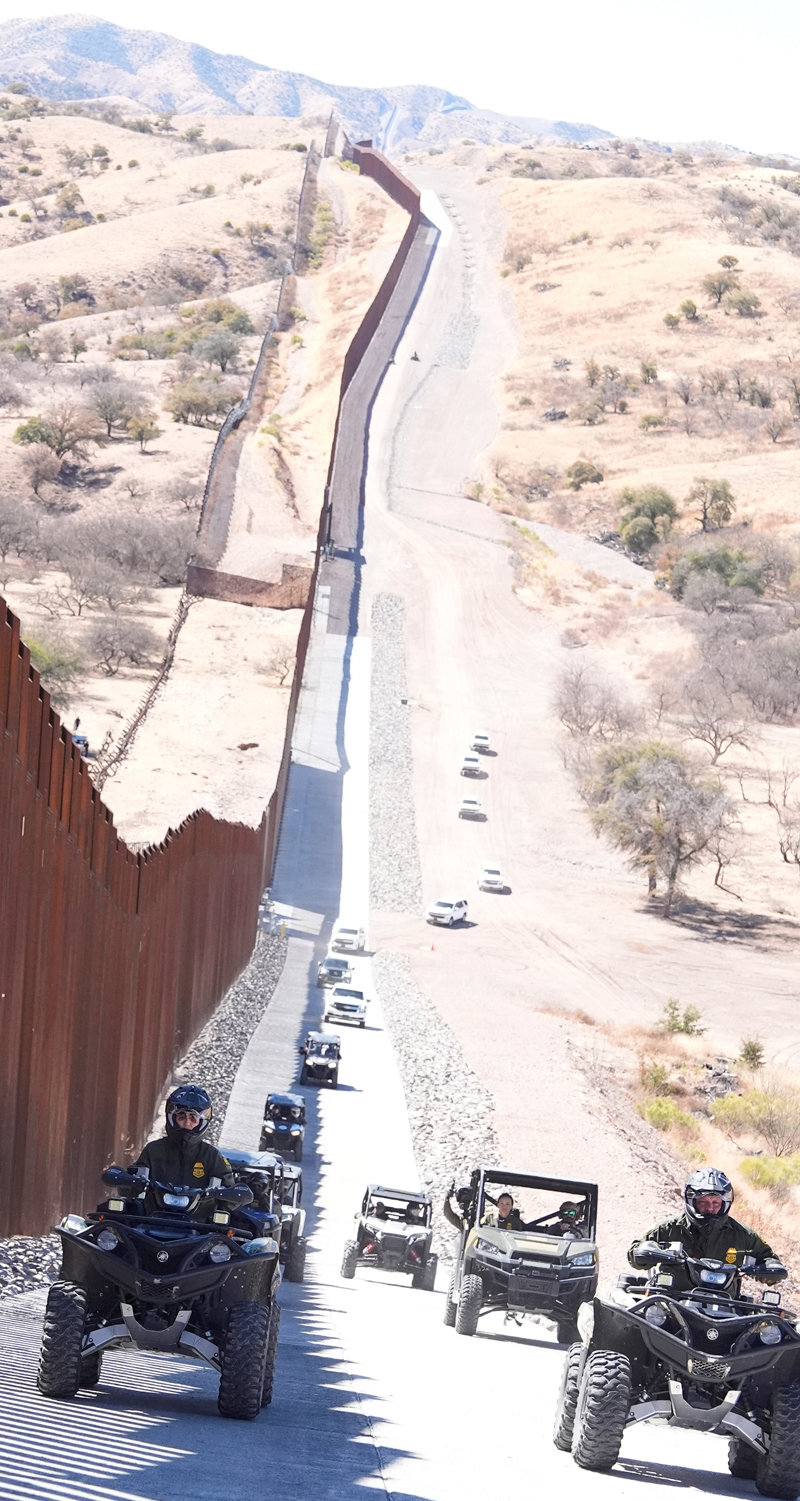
0,194 -> 755,1501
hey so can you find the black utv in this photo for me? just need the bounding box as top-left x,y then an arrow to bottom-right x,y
222,1147 -> 307,1285
444,1167 -> 599,1341
554,1245 -> 800,1495
259,1091 -> 306,1160
279,1162 -> 307,1284
37,1164 -> 282,1419
300,1030 -> 340,1087
341,1186 -> 437,1290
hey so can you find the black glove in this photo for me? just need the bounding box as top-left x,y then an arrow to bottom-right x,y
633,1240 -> 676,1267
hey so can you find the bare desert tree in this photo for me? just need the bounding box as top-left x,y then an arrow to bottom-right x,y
680,672 -> 752,762
555,661 -> 641,739
89,617 -> 158,675
584,741 -> 737,915
20,443 -> 61,498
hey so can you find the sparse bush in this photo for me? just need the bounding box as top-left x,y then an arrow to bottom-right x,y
194,329 -> 240,372
679,299 -> 699,321
27,631 -> 85,706
640,1060 -> 672,1096
555,661 -> 641,739
687,476 -> 736,532
663,312 -> 680,330
638,1098 -> 699,1136
89,617 -> 159,675
740,1155 -> 800,1192
739,1037 -> 766,1071
714,1084 -> 800,1156
725,288 -> 762,318
657,998 -> 706,1035
640,359 -> 658,383
20,443 -> 61,497
565,460 -> 603,490
639,413 -> 666,430
127,413 -> 160,450
618,483 -> 678,552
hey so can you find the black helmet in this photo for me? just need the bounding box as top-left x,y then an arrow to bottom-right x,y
165,1084 -> 212,1144
559,1200 -> 584,1222
684,1167 -> 733,1223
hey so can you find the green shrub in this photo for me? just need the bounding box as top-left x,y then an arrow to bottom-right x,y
639,413 -> 666,430
740,1155 -> 800,1190
640,1059 -> 672,1096
658,998 -> 706,1035
739,1037 -> 766,1071
638,1098 -> 699,1135
714,1087 -> 800,1156
565,460 -> 603,490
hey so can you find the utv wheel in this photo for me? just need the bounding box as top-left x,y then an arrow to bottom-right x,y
455,1273 -> 483,1336
258,1131 -> 268,1152
294,1140 -> 303,1163
557,1318 -> 579,1345
420,1253 -> 438,1292
79,1351 -> 103,1389
553,1343 -> 585,1451
218,1302 -> 270,1420
37,1281 -> 87,1398
285,1237 -> 307,1283
261,1302 -> 280,1408
443,1269 -> 458,1326
571,1349 -> 632,1471
331,1070 -> 339,1088
341,1240 -> 359,1279
729,1438 -> 758,1481
756,1382 -> 800,1498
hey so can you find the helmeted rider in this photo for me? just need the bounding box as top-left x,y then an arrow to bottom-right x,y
628,1167 -> 786,1289
131,1084 -> 235,1207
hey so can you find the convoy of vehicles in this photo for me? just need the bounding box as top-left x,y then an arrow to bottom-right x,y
341,1186 -> 437,1289
299,1031 -> 341,1087
258,1092 -> 306,1160
316,954 -> 352,987
458,797 -> 485,820
324,984 -> 368,1027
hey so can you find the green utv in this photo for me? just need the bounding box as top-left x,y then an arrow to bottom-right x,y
444,1167 -> 599,1342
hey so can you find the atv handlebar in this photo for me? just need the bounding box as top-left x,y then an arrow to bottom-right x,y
631,1241 -> 786,1283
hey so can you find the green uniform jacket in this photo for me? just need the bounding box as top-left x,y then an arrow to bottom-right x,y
629,1211 -> 774,1278
133,1136 -> 234,1192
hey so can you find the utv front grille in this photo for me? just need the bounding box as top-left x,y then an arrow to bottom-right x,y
687,1356 -> 732,1380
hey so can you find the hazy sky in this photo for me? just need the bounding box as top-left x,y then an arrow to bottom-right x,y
3,0 -> 800,156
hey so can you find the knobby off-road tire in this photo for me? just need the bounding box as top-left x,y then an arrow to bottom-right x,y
455,1274 -> 483,1337
443,1269 -> 458,1326
756,1383 -> 800,1499
553,1343 -> 585,1452
420,1253 -> 438,1292
217,1302 -> 270,1420
285,1237 -> 307,1284
37,1281 -> 87,1398
261,1301 -> 281,1408
729,1438 -> 759,1481
341,1240 -> 359,1279
79,1351 -> 103,1389
571,1349 -> 632,1471
294,1139 -> 303,1162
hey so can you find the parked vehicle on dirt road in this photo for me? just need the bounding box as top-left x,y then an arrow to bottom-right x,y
444,1168 -> 598,1342
331,922 -> 366,952
554,1246 -> 800,1496
316,954 -> 352,987
37,1165 -> 281,1419
458,797 -> 485,820
300,1030 -> 341,1087
471,731 -> 492,754
258,1091 -> 306,1160
341,1186 -> 437,1289
324,985 -> 368,1028
426,897 -> 469,926
460,753 -> 483,778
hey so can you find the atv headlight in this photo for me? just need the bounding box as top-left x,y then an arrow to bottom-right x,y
644,1303 -> 668,1326
208,1242 -> 232,1264
759,1322 -> 782,1345
162,1192 -> 191,1209
290,1126 -> 300,1134
700,1269 -> 729,1286
96,1228 -> 119,1252
474,1238 -> 496,1254
327,1060 -> 336,1069
570,1252 -> 596,1268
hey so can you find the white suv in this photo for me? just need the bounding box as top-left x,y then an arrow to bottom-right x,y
460,754 -> 482,778
332,923 -> 366,952
478,864 -> 505,892
426,897 -> 469,926
471,731 -> 491,754
325,985 -> 368,1027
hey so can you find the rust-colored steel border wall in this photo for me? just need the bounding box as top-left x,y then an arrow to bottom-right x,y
0,603 -> 270,1235
0,133 -> 419,1237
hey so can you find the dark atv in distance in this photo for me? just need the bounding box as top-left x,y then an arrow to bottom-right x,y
341,1186 -> 437,1290
37,1164 -> 282,1420
299,1031 -> 340,1088
554,1245 -> 800,1497
222,1146 -> 307,1284
259,1091 -> 306,1161
444,1168 -> 599,1341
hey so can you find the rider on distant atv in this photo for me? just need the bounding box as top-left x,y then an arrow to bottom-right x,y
629,1167 -> 786,1290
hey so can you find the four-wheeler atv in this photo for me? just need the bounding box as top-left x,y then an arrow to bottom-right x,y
554,1246 -> 800,1496
300,1030 -> 341,1088
279,1161 -> 307,1284
444,1167 -> 599,1341
341,1185 -> 437,1290
37,1164 -> 282,1419
259,1091 -> 306,1160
